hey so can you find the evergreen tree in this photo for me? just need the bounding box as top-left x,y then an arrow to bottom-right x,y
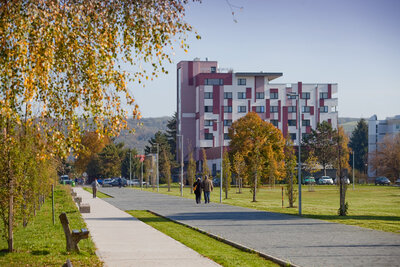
348,119 -> 368,172
166,113 -> 177,159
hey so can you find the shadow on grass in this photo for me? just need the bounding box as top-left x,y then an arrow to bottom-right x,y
303,214 -> 400,222
31,250 -> 50,255
0,249 -> 9,257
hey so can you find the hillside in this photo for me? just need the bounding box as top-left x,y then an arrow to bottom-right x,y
115,116 -> 171,153
338,117 -> 363,135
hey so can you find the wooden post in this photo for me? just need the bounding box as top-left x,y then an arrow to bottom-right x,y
52,184 -> 55,225
282,187 -> 284,208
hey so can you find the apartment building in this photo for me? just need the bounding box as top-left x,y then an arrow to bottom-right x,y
177,59 -> 338,174
368,114 -> 400,177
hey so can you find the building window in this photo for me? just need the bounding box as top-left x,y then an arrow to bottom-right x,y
238,92 -> 246,99
204,106 -> 213,113
238,78 -> 246,85
204,120 -> 213,126
270,106 -> 279,113
205,78 -> 223,85
211,67 -> 216,73
301,92 -> 310,99
270,120 -> 279,127
290,133 -> 297,141
224,120 -> 232,126
302,120 -> 310,126
288,106 -> 296,113
320,106 -> 328,113
224,92 -> 232,99
255,106 -> 265,113
224,133 -> 230,140
204,133 -> 213,140
224,106 -> 232,113
320,92 -> 329,99
238,106 -> 246,113
270,92 -> 278,99
256,92 -> 265,99
288,120 -> 296,126
302,106 -> 311,113
204,92 -> 213,99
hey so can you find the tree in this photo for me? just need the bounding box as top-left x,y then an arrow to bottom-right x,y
335,126 -> 350,216
284,135 -> 297,208
166,113 -> 177,159
303,121 -> 337,176
121,148 -> 141,181
370,133 -> 400,182
222,152 -> 232,199
304,150 -> 319,192
348,119 -> 368,172
0,0 -> 197,252
98,143 -> 125,178
75,131 -> 111,176
233,152 -> 246,194
229,112 -> 285,202
201,148 -> 211,178
144,158 -> 151,188
161,149 -> 172,191
187,150 -> 196,194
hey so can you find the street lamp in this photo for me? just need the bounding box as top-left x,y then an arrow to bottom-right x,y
287,92 -> 302,216
156,143 -> 159,192
177,134 -> 184,197
217,119 -> 223,203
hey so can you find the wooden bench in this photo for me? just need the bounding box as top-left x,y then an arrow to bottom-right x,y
59,213 -> 89,252
79,203 -> 90,213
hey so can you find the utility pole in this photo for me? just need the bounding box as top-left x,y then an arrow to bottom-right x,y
156,144 -> 159,192
353,151 -> 355,190
177,134 -> 184,197
141,154 -> 143,190
220,120 -> 223,203
129,150 -> 132,187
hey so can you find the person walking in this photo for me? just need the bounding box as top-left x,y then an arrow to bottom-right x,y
91,178 -> 100,198
202,175 -> 213,204
193,178 -> 202,204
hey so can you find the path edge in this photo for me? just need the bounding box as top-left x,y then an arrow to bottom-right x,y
148,210 -> 300,267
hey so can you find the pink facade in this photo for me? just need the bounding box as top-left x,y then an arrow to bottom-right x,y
177,59 -> 338,167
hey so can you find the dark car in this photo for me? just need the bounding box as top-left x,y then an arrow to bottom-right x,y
111,178 -> 128,187
303,176 -> 315,185
375,177 -> 390,185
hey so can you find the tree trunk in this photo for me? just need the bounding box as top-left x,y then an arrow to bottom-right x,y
252,170 -> 257,202
225,178 -> 228,199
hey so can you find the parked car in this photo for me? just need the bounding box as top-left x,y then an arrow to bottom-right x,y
102,178 -> 114,187
303,176 -> 315,185
212,178 -> 221,187
317,176 -> 334,185
334,177 -> 350,184
395,178 -> 400,185
375,176 -> 391,185
97,179 -> 103,185
127,179 -> 144,186
110,178 -> 127,187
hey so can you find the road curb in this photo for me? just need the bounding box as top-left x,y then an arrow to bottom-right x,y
148,210 -> 300,267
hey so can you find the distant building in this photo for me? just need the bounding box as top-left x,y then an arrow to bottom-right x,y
368,114 -> 400,177
177,59 -> 338,175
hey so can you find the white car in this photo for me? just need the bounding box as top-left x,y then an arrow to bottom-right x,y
334,177 -> 350,184
318,176 -> 334,185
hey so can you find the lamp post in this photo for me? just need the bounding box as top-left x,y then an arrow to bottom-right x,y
129,149 -> 132,187
352,151 -> 355,190
177,134 -> 184,197
287,92 -> 302,216
156,143 -> 159,192
219,119 -> 223,203
141,154 -> 143,190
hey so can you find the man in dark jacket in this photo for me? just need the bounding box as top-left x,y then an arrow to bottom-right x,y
202,175 -> 213,204
193,178 -> 202,204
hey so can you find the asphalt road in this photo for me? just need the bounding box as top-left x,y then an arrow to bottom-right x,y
100,187 -> 400,267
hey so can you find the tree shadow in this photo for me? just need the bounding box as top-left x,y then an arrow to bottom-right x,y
303,214 -> 400,222
31,250 -> 50,256
0,249 -> 9,257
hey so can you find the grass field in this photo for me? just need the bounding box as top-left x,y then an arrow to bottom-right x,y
0,185 -> 102,266
135,184 -> 400,233
128,210 -> 278,267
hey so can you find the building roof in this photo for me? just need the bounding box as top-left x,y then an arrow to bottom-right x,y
235,72 -> 283,81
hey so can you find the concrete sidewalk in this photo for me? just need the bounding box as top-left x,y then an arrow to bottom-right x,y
73,187 -> 220,267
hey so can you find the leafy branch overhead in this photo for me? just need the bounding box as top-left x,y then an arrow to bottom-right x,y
0,0 -> 198,156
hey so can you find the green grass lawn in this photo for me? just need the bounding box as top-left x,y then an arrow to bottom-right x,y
128,210 -> 279,267
135,184 -> 400,233
0,185 -> 102,266
83,187 -> 111,198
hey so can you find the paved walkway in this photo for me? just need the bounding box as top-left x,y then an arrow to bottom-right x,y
100,187 -> 400,267
73,187 -> 220,267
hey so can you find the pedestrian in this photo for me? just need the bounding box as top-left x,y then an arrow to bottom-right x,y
91,178 -> 99,198
193,177 -> 202,204
118,178 -> 122,188
202,175 -> 213,204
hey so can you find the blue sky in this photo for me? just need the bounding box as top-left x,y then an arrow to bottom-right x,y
130,0 -> 400,120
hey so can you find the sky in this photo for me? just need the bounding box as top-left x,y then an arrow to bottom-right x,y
129,0 -> 400,120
